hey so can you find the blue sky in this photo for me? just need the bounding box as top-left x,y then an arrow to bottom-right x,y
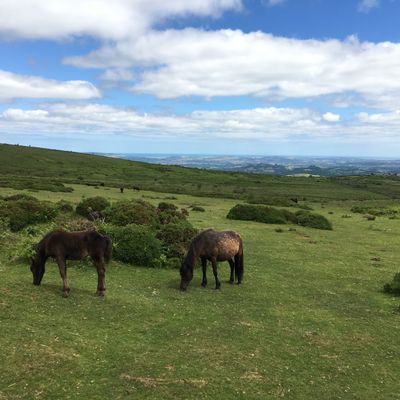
1,0 -> 400,156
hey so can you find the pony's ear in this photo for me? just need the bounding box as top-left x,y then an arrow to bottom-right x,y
30,256 -> 34,264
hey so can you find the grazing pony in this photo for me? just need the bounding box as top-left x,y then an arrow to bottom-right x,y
30,230 -> 112,297
180,229 -> 244,291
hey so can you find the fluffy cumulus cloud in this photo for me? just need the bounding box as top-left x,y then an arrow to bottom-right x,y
1,103 -> 339,139
0,0 -> 241,40
64,30 -> 400,108
323,112 -> 341,122
2,103 -> 400,143
0,70 -> 100,101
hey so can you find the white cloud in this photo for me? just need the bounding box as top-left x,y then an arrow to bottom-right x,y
0,0 -> 241,40
99,68 -> 135,82
323,112 -> 341,122
0,69 -> 100,101
358,0 -> 380,13
65,29 -> 400,108
3,103 -> 400,144
0,103 -> 336,139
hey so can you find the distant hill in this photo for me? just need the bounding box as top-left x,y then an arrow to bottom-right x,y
103,153 -> 400,177
2,143 -> 400,201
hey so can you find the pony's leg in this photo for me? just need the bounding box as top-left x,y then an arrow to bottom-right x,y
211,258 -> 221,290
228,259 -> 235,284
56,257 -> 70,297
94,257 -> 106,296
234,253 -> 242,285
201,257 -> 207,287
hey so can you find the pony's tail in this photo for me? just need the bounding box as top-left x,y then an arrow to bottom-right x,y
104,236 -> 113,264
238,240 -> 244,283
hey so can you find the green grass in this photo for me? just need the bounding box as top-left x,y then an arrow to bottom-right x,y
1,184 -> 400,399
2,143 -> 399,202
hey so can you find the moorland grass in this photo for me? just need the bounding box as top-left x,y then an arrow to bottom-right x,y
1,184 -> 400,399
2,143 -> 399,201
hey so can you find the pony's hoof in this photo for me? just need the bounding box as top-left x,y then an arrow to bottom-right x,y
215,285 -> 221,290
62,291 -> 70,298
229,280 -> 234,285
201,282 -> 207,288
96,290 -> 105,297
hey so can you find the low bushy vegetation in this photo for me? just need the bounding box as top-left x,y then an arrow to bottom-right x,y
156,220 -> 198,259
246,195 -> 293,207
227,204 -> 332,230
0,176 -> 73,192
191,206 -> 205,212
104,199 -> 157,226
295,210 -> 332,230
101,224 -> 162,267
76,196 -> 110,218
0,196 -> 58,231
351,205 -> 398,217
383,273 -> 400,295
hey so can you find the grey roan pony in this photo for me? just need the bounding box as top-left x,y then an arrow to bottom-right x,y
180,229 -> 244,291
30,230 -> 112,297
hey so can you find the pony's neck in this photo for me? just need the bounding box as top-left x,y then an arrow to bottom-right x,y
34,244 -> 46,265
185,245 -> 197,270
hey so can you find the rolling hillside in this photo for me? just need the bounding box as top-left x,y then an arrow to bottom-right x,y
2,143 -> 400,201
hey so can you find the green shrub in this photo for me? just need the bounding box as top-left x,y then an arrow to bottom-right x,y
246,195 -> 292,207
351,205 -> 398,217
191,206 -> 205,212
104,199 -> 157,226
295,210 -> 333,230
383,273 -> 400,295
156,220 -> 197,259
227,204 -> 290,224
56,200 -> 74,213
4,193 -> 38,202
76,196 -> 110,218
0,197 -> 58,231
101,224 -> 162,267
227,204 -> 332,230
158,202 -> 178,212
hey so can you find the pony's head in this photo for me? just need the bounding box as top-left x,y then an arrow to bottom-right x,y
179,260 -> 193,291
30,256 -> 45,285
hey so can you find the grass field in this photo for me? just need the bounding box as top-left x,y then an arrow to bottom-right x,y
3,143 -> 400,201
1,179 -> 400,399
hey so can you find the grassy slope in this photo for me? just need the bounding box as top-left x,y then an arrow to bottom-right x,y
1,185 -> 400,399
2,143 -> 400,201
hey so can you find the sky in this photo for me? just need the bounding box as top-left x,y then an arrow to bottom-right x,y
1,0 -> 400,156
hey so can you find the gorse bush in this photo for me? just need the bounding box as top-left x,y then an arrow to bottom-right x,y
156,220 -> 198,259
383,273 -> 400,295
227,204 -> 332,230
227,204 -> 289,224
76,196 -> 110,218
101,224 -> 162,267
56,200 -> 74,213
191,206 -> 205,212
157,202 -> 178,212
351,205 -> 398,217
295,210 -> 333,230
104,199 -> 157,226
0,197 -> 58,231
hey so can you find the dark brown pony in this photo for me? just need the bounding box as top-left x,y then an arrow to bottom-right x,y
180,229 -> 244,291
30,230 -> 112,297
